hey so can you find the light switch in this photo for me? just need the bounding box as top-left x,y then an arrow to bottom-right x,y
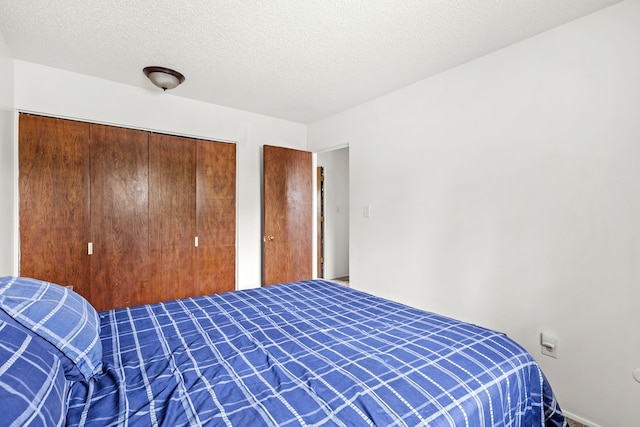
363,206 -> 370,218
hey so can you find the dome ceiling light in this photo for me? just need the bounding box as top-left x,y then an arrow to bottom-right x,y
143,66 -> 185,91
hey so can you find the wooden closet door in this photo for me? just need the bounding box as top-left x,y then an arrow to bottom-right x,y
149,133 -> 196,302
18,114 -> 91,296
90,124 -> 150,311
196,141 -> 236,295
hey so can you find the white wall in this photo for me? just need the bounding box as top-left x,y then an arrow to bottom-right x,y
317,147 -> 349,279
11,60 -> 307,290
0,31 -> 15,277
308,1 -> 640,425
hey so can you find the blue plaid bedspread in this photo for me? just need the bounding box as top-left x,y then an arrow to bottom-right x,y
66,280 -> 567,426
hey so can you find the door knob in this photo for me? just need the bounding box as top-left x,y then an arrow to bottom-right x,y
264,235 -> 275,242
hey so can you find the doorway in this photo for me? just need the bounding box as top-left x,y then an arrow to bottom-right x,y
316,147 -> 349,283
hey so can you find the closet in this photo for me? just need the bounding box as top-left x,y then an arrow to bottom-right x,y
18,114 -> 236,311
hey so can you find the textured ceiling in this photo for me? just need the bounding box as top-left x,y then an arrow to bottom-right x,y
0,0 -> 622,124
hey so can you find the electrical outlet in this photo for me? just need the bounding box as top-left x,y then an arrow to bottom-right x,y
540,333 -> 558,359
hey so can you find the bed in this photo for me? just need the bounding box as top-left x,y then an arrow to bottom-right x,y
0,276 -> 567,426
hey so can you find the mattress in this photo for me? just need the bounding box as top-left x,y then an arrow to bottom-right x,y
65,280 -> 567,426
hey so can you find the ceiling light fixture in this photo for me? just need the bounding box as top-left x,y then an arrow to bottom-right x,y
143,66 -> 185,91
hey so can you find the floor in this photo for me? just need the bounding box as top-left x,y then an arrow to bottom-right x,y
329,276 -> 349,286
566,418 -> 589,427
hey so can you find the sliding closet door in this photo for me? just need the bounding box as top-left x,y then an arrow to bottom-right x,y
90,124 -> 150,311
18,114 -> 91,296
149,133 -> 196,302
196,140 -> 236,295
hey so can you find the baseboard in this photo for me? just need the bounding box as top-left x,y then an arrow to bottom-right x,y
563,410 -> 604,427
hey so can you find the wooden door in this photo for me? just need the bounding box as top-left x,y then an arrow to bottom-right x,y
18,114 -> 91,297
90,124 -> 150,311
19,116 -> 237,310
262,145 -> 312,285
196,140 -> 236,295
149,133 -> 196,302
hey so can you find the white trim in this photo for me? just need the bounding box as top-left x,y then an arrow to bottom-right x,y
562,411 -> 604,427
12,108 -> 19,276
16,108 -> 238,145
314,142 -> 349,154
311,153 -> 317,279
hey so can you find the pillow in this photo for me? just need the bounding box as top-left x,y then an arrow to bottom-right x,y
0,277 -> 102,381
0,319 -> 71,427
0,308 -> 85,382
